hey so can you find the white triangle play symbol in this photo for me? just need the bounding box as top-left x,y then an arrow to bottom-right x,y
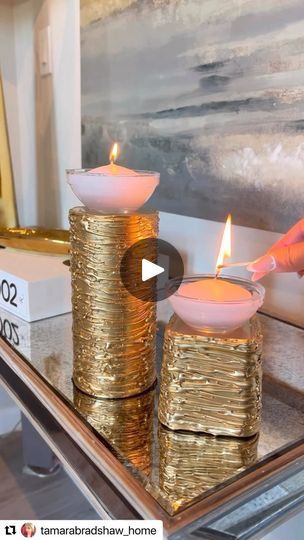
142,259 -> 164,282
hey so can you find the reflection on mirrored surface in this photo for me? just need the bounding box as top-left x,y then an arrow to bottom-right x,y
73,385 -> 155,477
158,425 -> 258,512
1,308 -> 304,514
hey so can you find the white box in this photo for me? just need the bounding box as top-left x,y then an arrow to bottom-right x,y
0,250 -> 71,321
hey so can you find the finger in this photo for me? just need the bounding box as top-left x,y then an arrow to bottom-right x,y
271,241 -> 304,272
251,271 -> 268,282
247,254 -> 276,274
297,270 -> 304,279
268,218 -> 304,252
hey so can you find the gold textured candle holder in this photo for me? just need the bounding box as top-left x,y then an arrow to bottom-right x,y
74,386 -> 155,476
159,425 -> 258,510
158,315 -> 262,437
69,207 -> 158,398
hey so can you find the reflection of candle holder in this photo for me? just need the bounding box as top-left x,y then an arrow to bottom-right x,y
159,425 -> 258,510
69,207 -> 158,398
74,386 -> 155,476
158,314 -> 262,437
168,275 -> 265,334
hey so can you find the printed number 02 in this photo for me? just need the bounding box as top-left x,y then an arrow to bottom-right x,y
0,279 -> 18,307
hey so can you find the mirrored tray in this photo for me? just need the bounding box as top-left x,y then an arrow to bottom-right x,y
0,306 -> 303,517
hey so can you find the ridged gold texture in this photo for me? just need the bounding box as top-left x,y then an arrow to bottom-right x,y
74,386 -> 155,476
159,426 -> 258,510
158,315 -> 262,437
69,207 -> 158,398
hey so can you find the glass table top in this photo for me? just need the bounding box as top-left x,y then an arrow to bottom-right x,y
1,307 -> 303,515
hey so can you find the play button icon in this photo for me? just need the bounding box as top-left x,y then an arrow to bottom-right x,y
120,238 -> 184,302
142,259 -> 164,282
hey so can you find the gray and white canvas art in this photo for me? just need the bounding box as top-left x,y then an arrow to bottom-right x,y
81,0 -> 304,232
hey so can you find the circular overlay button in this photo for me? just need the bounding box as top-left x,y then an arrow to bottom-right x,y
120,238 -> 184,302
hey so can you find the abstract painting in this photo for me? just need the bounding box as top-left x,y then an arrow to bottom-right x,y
81,0 -> 304,233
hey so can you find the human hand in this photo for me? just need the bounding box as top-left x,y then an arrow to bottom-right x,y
247,219 -> 304,281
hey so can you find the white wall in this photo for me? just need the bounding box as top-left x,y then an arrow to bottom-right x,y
0,0 -> 303,326
32,0 -> 81,226
48,0 -> 81,225
0,0 -> 80,228
13,0 -> 39,226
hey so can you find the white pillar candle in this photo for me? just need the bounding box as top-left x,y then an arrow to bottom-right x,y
178,278 -> 251,302
67,143 -> 159,213
169,216 -> 264,332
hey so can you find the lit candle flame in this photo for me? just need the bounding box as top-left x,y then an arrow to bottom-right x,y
109,142 -> 119,164
216,214 -> 231,275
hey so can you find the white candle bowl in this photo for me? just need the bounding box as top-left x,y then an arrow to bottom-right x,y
66,169 -> 160,213
168,275 -> 265,333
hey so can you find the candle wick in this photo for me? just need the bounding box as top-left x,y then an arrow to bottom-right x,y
215,266 -> 221,279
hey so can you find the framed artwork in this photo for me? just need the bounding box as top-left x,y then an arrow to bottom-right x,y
81,0 -> 304,233
0,75 -> 18,227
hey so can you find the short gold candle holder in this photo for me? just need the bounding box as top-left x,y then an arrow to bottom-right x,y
159,425 -> 258,510
158,314 -> 262,437
74,386 -> 155,477
69,207 -> 158,398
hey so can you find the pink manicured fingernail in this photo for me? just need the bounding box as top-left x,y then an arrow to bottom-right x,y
247,255 -> 276,273
251,271 -> 267,282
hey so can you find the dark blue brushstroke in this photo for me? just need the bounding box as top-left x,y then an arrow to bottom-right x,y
192,61 -> 226,72
286,119 -> 304,131
138,97 -> 276,119
199,75 -> 230,90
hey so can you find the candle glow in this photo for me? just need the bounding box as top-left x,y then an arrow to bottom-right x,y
109,142 -> 119,164
216,214 -> 231,274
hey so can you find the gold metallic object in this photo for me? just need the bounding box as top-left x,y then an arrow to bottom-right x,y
0,227 -> 70,254
69,207 -> 158,398
159,425 -> 258,511
158,315 -> 262,437
0,76 -> 18,227
74,386 -> 155,476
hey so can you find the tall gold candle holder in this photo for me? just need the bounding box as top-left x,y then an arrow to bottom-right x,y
74,386 -> 155,476
69,207 -> 158,398
158,315 -> 262,437
159,425 -> 258,510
